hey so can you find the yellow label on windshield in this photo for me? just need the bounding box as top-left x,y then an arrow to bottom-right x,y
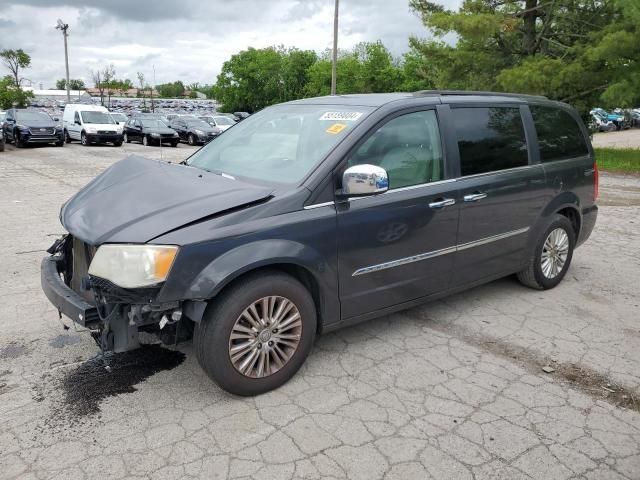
326,123 -> 347,134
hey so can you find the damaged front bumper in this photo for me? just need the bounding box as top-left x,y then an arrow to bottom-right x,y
41,235 -> 194,353
41,255 -> 100,328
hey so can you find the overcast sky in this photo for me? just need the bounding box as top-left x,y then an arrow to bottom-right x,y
0,0 -> 460,89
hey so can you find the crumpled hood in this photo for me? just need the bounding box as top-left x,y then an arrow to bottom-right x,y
61,155 -> 273,245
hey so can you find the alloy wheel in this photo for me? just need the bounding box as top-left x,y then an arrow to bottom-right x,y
541,228 -> 569,279
228,296 -> 302,378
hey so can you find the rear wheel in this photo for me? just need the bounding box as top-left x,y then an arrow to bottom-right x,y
194,271 -> 316,396
517,214 -> 575,290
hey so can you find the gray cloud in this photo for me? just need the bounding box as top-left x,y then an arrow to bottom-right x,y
0,0 -> 461,89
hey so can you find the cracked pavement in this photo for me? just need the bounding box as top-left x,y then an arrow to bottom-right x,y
0,142 -> 639,479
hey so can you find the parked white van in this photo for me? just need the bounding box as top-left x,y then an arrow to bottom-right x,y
63,104 -> 123,146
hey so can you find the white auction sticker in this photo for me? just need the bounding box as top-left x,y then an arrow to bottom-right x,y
319,111 -> 363,121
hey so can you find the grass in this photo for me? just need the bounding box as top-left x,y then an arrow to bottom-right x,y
594,148 -> 640,173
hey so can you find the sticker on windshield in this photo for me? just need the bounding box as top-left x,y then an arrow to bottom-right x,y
326,123 -> 348,134
319,112 -> 363,121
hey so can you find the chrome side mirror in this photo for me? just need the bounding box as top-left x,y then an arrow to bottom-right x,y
342,164 -> 389,196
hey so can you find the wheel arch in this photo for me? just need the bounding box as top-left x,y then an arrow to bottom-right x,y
173,239 -> 338,333
528,192 -> 582,250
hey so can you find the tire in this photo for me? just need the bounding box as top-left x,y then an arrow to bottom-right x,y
56,139 -> 64,147
0,139 -> 4,152
64,130 -> 72,143
81,132 -> 88,146
15,131 -> 25,148
194,271 -> 317,396
171,141 -> 178,147
517,214 -> 575,290
114,141 -> 122,147
142,135 -> 149,146
188,133 -> 195,146
124,132 -> 130,143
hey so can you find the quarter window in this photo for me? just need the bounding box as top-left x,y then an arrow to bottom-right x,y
452,107 -> 528,176
347,110 -> 444,189
530,106 -> 589,162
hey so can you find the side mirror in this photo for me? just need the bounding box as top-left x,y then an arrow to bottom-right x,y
341,164 -> 389,196
53,117 -> 59,122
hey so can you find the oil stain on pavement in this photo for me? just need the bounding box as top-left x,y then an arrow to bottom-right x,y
38,344 -> 185,428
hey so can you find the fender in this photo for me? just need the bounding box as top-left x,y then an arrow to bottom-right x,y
178,239 -> 339,328
527,192 -> 581,250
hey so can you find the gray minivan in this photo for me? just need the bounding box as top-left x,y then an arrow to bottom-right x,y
42,91 -> 598,395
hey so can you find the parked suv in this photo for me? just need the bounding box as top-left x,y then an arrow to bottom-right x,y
41,91 -> 598,395
3,108 -> 64,147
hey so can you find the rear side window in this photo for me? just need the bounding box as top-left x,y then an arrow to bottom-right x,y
530,106 -> 589,162
452,107 -> 528,176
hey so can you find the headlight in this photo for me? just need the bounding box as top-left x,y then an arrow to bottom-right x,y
85,126 -> 97,133
88,245 -> 178,288
173,132 -> 179,137
194,129 -> 204,135
117,127 -> 123,134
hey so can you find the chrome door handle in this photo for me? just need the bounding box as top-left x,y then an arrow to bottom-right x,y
428,198 -> 456,209
463,193 -> 487,202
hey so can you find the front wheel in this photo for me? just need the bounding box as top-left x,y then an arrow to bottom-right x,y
171,141 -> 178,147
517,214 -> 575,290
64,130 -> 72,143
187,133 -> 196,146
124,132 -> 130,143
194,271 -> 316,396
81,132 -> 88,146
142,135 -> 149,146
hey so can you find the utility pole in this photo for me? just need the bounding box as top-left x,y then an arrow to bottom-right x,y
331,0 -> 339,95
56,19 -> 71,103
152,65 -> 156,113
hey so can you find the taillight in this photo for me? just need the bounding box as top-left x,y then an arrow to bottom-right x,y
593,161 -> 599,201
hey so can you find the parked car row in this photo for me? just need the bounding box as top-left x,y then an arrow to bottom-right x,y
1,105 -> 245,149
589,107 -> 640,132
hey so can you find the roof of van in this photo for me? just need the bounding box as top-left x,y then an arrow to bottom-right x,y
286,91 -> 553,108
64,104 -> 108,111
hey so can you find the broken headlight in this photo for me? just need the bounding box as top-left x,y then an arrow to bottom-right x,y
88,245 -> 178,289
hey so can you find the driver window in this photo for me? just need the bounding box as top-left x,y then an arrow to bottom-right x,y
346,110 -> 443,189
74,112 -> 80,123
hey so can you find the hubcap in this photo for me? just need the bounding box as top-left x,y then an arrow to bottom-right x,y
228,296 -> 302,379
541,228 -> 569,279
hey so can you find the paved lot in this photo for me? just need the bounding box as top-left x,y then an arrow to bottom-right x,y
0,141 -> 639,480
592,128 -> 640,149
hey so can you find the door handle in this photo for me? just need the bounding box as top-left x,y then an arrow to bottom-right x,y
428,198 -> 456,209
463,192 -> 487,202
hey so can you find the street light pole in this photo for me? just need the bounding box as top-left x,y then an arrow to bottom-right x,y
331,0 -> 339,95
56,19 -> 71,103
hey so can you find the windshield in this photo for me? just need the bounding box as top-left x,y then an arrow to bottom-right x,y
111,113 -> 127,122
81,111 -> 115,124
16,111 -> 50,122
214,116 -> 235,126
141,119 -> 167,128
186,120 -> 211,128
187,104 -> 373,184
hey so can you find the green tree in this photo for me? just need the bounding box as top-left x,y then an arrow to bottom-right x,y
305,42 -> 404,97
0,49 -> 31,87
408,0 -> 639,112
55,78 -> 85,90
157,81 -> 186,98
0,75 -> 33,109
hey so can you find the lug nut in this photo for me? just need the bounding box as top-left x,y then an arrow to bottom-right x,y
272,329 -> 278,334
257,343 -> 262,349
268,341 -> 274,347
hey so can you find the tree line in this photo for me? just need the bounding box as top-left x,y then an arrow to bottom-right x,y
214,0 -> 640,115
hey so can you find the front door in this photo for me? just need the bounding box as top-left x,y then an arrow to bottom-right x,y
449,105 -> 547,285
69,111 -> 82,140
337,109 -> 459,319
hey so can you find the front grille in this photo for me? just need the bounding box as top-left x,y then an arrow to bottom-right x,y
31,127 -> 55,135
97,130 -> 116,135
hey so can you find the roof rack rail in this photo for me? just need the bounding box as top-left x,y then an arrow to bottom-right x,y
413,90 -> 548,100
